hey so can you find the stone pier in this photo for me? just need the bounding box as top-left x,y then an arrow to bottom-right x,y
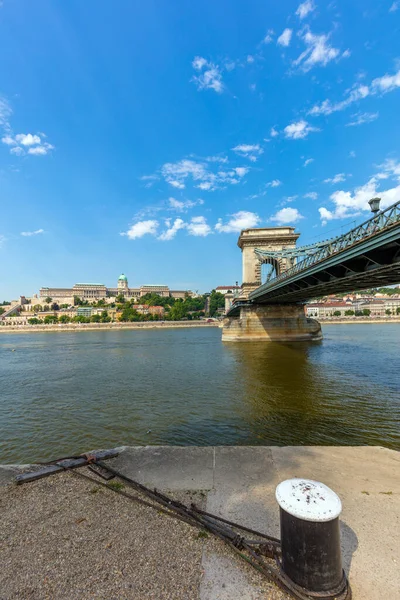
222,304 -> 322,342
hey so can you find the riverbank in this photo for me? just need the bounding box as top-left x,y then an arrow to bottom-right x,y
1,446 -> 398,600
321,317 -> 400,325
0,320 -> 221,334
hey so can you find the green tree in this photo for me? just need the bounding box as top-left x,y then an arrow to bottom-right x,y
59,314 -> 70,323
44,314 -> 58,324
28,317 -> 43,325
43,305 -> 50,312
116,294 -> 126,304
362,309 -> 371,316
119,307 -> 144,322
344,310 -> 355,316
60,303 -> 70,309
396,307 -> 400,315
355,310 -> 363,317
385,309 -> 392,316
209,290 -> 225,317
167,302 -> 187,321
45,296 -> 52,303
90,314 -> 101,323
333,310 -> 342,317
100,310 -> 111,323
32,304 -> 42,312
51,303 -> 60,311
72,315 -> 90,323
0,307 -> 4,316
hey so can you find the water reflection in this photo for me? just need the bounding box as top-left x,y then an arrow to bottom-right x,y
0,325 -> 399,463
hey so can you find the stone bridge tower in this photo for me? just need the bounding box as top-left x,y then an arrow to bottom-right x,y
238,227 -> 300,298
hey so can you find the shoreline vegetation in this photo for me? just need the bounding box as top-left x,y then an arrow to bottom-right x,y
0,321 -> 221,334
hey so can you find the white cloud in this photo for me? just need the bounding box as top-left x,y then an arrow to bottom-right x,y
158,218 -> 186,241
27,143 -> 54,156
294,29 -> 342,71
296,0 -> 316,19
15,133 -> 41,146
263,29 -> 274,44
168,197 -> 204,211
121,220 -> 159,240
277,28 -> 293,47
270,127 -> 279,138
304,158 -> 314,166
20,229 -> 44,237
1,135 -> 15,145
304,192 -> 318,199
349,151 -> 356,158
271,207 -> 304,225
191,57 -> 223,93
187,216 -> 212,237
206,155 -> 228,163
215,211 -> 260,233
266,179 -> 282,187
372,69 -> 400,93
10,146 -> 24,156
346,111 -> 379,126
324,173 -> 347,184
0,234 -> 5,248
308,68 -> 400,118
232,143 -> 263,162
192,56 -> 208,70
161,158 -> 242,191
234,167 -> 249,177
247,55 -> 255,63
389,1 -> 399,11
318,159 -> 400,223
284,120 -> 320,139
0,96 -> 12,126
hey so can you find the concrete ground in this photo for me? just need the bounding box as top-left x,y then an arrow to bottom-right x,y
1,446 -> 399,600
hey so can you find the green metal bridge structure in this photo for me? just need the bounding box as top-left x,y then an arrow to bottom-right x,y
222,199 -> 400,342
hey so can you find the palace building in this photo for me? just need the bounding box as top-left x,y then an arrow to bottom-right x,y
39,274 -> 192,304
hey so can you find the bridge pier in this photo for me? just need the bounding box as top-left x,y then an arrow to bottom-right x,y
222,304 -> 322,343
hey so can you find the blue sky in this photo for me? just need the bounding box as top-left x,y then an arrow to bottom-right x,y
1,0 -> 400,299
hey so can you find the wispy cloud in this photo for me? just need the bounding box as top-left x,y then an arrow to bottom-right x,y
277,28 -> 293,47
215,211 -> 260,233
303,158 -> 314,166
20,228 -> 45,237
266,179 -> 282,187
158,218 -> 186,241
304,192 -> 318,199
346,111 -> 379,127
324,173 -> 348,184
270,207 -> 304,225
284,120 -> 320,139
232,143 -> 263,162
263,29 -> 274,44
168,197 -> 204,212
308,68 -> 400,117
270,127 -> 279,138
389,1 -> 399,11
296,0 -> 316,19
293,28 -> 346,72
161,158 -> 246,191
0,96 -> 12,127
191,56 -> 223,93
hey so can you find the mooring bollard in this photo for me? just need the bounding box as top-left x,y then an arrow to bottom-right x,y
276,478 -> 346,596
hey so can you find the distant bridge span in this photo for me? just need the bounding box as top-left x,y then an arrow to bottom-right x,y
223,200 -> 400,341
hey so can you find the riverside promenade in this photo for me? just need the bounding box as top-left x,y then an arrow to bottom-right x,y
1,445 -> 399,599
0,320 -> 220,334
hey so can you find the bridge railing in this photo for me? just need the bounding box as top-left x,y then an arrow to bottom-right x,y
260,200 -> 400,287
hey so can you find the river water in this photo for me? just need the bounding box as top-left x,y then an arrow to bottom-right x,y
0,325 -> 399,463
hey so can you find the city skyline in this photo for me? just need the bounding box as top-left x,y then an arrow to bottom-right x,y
1,0 -> 400,299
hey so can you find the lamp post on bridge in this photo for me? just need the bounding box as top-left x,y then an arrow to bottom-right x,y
368,197 -> 381,214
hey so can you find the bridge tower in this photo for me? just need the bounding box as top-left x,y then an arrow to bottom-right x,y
223,226 -> 322,343
238,227 -> 299,299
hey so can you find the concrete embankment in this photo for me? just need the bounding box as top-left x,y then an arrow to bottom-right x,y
321,318 -> 400,325
1,445 -> 398,600
0,321 -> 221,334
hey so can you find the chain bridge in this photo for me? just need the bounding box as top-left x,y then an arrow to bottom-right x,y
223,199 -> 400,342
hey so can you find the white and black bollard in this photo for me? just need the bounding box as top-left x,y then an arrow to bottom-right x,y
276,478 -> 347,597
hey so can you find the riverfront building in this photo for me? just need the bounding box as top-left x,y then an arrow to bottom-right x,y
39,274 -> 192,305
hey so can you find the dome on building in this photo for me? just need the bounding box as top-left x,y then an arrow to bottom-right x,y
118,274 -> 128,282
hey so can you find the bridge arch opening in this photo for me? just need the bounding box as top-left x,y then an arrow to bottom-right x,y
261,258 -> 280,284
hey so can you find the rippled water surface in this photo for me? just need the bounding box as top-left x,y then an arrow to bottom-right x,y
1,325 -> 399,463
